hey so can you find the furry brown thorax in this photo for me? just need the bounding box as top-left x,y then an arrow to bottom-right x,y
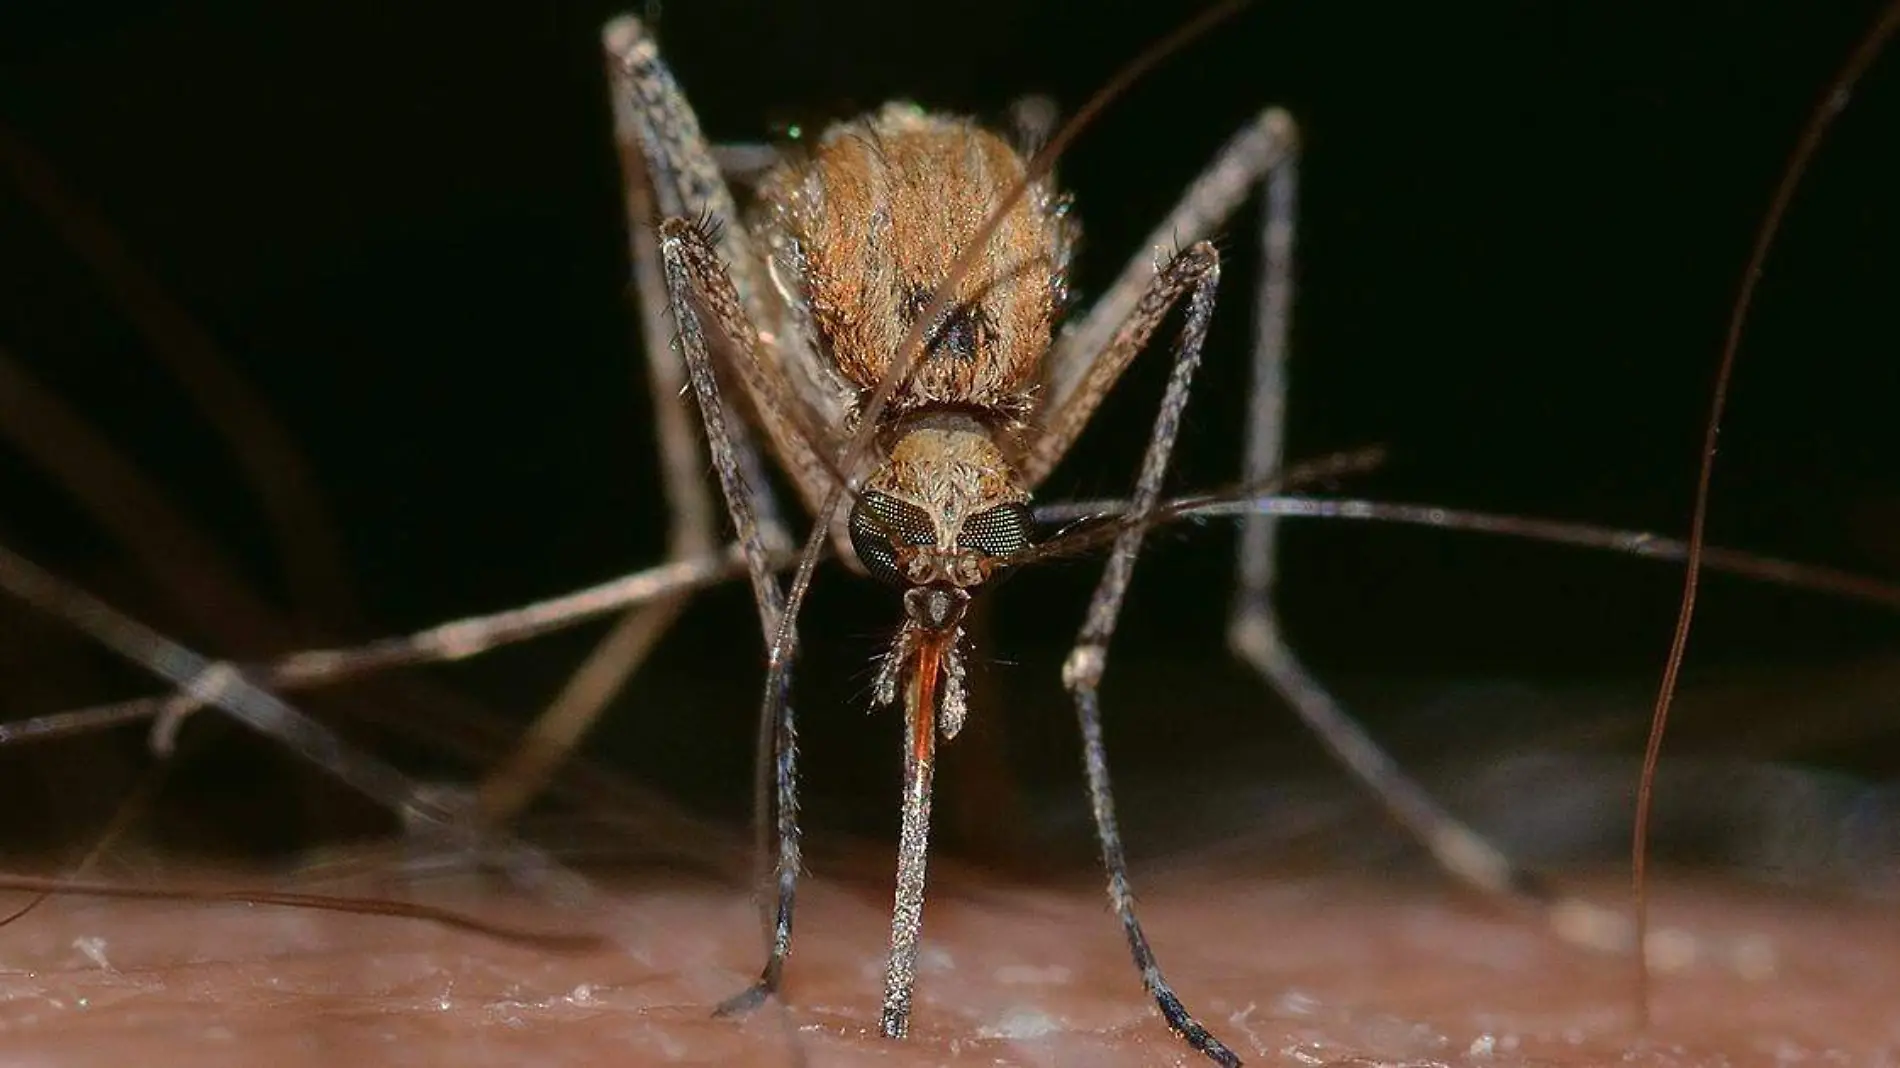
754,103 -> 1072,602
756,102 -> 1074,419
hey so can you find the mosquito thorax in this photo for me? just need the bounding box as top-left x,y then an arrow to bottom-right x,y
847,411 -> 1035,595
752,102 -> 1075,423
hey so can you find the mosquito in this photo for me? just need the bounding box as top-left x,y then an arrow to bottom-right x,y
9,4 -> 1900,1065
577,5 -> 1607,1063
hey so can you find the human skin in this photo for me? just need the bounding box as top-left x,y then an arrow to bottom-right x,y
3,854 -> 1895,1068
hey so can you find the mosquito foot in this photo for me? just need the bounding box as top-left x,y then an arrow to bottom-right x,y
712,980 -> 772,1018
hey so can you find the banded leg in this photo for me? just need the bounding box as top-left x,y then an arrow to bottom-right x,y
1028,109 -> 1297,478
605,15 -> 817,1013
1036,107 -> 1570,934
652,217 -> 807,1016
1057,242 -> 1242,1068
1216,115 -> 1572,915
475,16 -> 791,822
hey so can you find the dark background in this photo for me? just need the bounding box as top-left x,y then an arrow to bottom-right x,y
2,1 -> 1898,878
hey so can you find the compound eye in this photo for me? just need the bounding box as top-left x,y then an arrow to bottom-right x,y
956,501 -> 1034,559
848,492 -> 937,586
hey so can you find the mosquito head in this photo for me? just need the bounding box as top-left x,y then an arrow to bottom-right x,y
846,412 -> 1034,618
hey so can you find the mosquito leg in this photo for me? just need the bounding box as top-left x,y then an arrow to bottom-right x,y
604,16 -> 809,551
607,17 -> 813,1016
468,82 -> 715,823
1237,114 -> 1523,884
1209,115 -> 1657,954
473,18 -> 794,824
1026,108 -> 1296,483
0,543 -> 487,844
602,17 -> 835,503
604,16 -> 846,1020
1222,102 -> 1529,898
1031,105 -> 1586,937
1056,242 -> 1242,1068
650,216 -> 809,1016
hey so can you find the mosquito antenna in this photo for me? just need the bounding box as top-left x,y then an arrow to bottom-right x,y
1632,0 -> 1900,1024
22,475 -> 1900,755
1015,446 -> 1388,564
1032,487 -> 1900,611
